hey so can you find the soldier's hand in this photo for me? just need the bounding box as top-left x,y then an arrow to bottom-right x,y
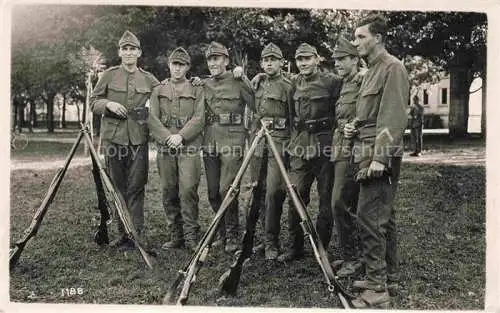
367,160 -> 386,178
167,134 -> 183,148
232,66 -> 244,79
190,76 -> 205,86
344,122 -> 357,139
106,101 -> 128,119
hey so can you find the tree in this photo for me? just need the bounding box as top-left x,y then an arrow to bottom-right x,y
386,11 -> 487,137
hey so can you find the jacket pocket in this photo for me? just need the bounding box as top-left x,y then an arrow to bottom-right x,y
108,83 -> 127,92
136,86 -> 151,95
101,117 -> 121,140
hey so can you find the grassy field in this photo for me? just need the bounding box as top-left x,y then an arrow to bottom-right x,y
9,147 -> 485,309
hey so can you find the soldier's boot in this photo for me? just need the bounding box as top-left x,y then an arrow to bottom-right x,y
162,228 -> 184,250
265,244 -> 279,261
110,236 -> 129,248
253,242 -> 265,255
162,238 -> 184,250
336,260 -> 363,277
211,227 -> 226,249
225,237 -> 240,254
352,289 -> 390,309
277,249 -> 305,262
352,280 -> 386,291
110,234 -> 135,251
387,273 -> 401,295
277,240 -> 304,262
331,259 -> 345,270
278,235 -> 304,262
182,233 -> 199,252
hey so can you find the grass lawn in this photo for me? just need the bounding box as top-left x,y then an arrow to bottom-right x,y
11,141 -> 85,161
9,155 -> 485,309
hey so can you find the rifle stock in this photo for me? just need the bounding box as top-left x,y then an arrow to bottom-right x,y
90,155 -> 111,246
83,131 -> 154,269
219,181 -> 261,296
10,131 -> 85,269
166,127 -> 266,305
263,127 -> 355,308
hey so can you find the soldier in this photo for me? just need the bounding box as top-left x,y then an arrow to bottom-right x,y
330,36 -> 363,277
344,15 -> 409,308
148,47 -> 205,251
279,43 -> 342,261
409,95 -> 424,156
202,41 -> 255,253
249,43 -> 293,260
91,30 -> 160,251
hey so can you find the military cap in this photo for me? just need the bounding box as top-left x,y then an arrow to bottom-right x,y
119,30 -> 140,48
261,43 -> 283,59
169,47 -> 191,65
205,41 -> 229,58
295,43 -> 318,58
333,36 -> 358,58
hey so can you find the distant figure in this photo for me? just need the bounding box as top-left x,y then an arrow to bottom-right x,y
409,95 -> 424,156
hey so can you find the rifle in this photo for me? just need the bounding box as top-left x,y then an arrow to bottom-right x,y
10,130 -> 85,269
263,126 -> 355,308
90,151 -> 111,246
164,126 -> 266,305
10,124 -> 154,270
218,180 -> 261,296
82,129 -> 154,269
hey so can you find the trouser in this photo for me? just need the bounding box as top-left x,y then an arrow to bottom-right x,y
332,159 -> 360,261
288,155 -> 334,250
104,141 -> 148,236
356,157 -> 401,287
203,152 -> 243,241
157,150 -> 201,242
249,150 -> 288,249
410,125 -> 423,153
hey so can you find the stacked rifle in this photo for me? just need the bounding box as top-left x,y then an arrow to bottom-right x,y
165,123 -> 355,308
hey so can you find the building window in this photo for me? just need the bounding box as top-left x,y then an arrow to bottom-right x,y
423,89 -> 429,105
441,88 -> 448,104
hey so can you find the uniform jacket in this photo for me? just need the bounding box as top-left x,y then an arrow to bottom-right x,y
203,71 -> 255,154
148,78 -> 205,151
331,72 -> 361,162
288,71 -> 342,160
353,50 -> 410,167
409,104 -> 424,128
252,73 -> 293,157
91,65 -> 160,145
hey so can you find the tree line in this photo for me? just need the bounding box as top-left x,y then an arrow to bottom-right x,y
11,5 -> 487,137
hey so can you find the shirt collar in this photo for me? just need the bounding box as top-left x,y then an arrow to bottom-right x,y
302,70 -> 320,82
367,49 -> 387,67
213,70 -> 231,81
120,64 -> 138,74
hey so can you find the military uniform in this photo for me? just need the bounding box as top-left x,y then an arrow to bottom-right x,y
352,49 -> 409,290
285,43 -> 342,257
409,99 -> 424,156
202,42 -> 255,250
330,37 -> 362,276
249,43 -> 293,259
91,30 -> 159,240
148,47 -> 205,249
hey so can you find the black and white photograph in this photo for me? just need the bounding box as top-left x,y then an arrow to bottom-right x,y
5,0 -> 496,311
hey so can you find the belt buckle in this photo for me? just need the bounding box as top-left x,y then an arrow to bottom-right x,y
274,118 -> 286,130
231,113 -> 242,125
261,117 -> 274,129
305,120 -> 316,132
219,113 -> 231,125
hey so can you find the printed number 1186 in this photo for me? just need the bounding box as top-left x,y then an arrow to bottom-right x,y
61,288 -> 83,297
